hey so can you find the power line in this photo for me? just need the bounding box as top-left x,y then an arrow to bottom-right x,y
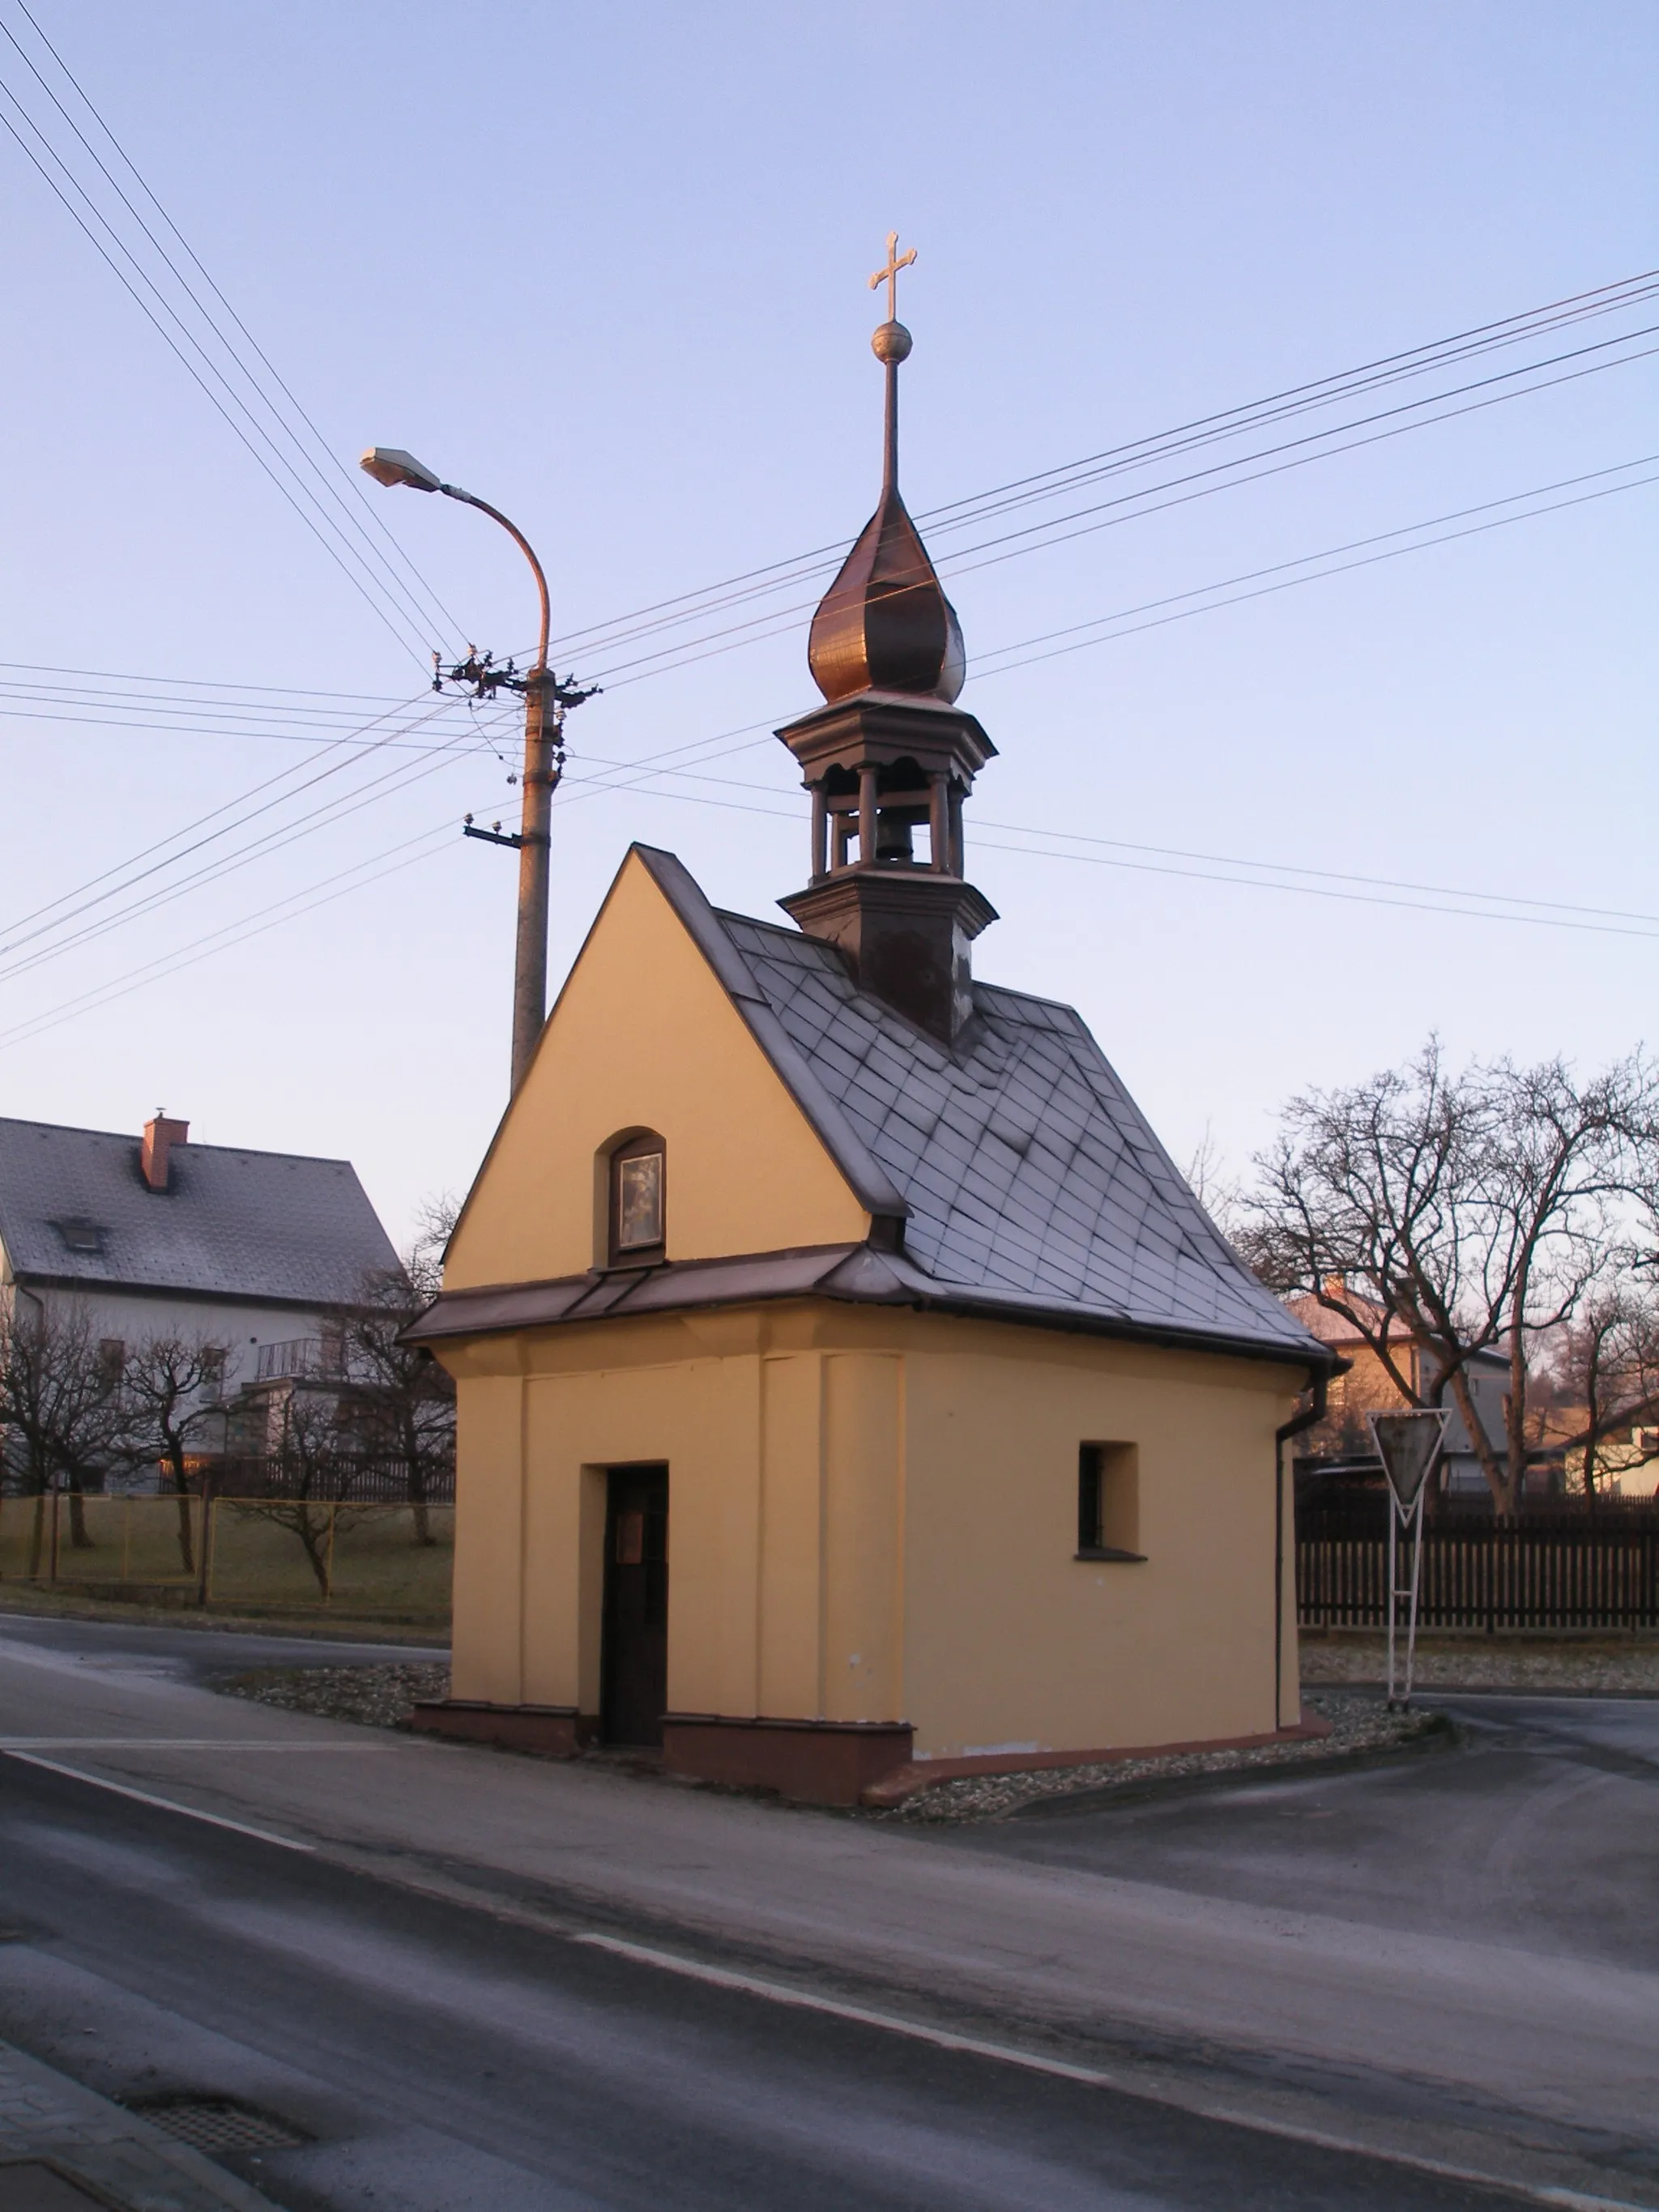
0,688 -> 476,747
0,697 -> 515,981
0,819 -> 463,1052
0,729 -> 477,987
574,331 -> 1659,690
0,659 -> 412,703
549,766 -> 1659,944
11,2 -> 467,646
0,689 -> 453,947
2,275 -> 1651,720
548,462 -> 1659,939
7,22 -> 1655,710
0,84 -> 427,668
5,439 -> 1648,988
10,715 -> 1654,1063
966,454 -> 1659,680
0,6 -> 460,663
918,270 -> 1659,527
2,283 -> 1651,999
968,836 -> 1659,943
557,736 -> 1659,933
525,271 -> 1659,671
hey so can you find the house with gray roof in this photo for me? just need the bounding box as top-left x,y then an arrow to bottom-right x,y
0,1111 -> 399,1414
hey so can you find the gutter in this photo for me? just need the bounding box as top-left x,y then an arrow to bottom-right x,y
1274,1366 -> 1332,1730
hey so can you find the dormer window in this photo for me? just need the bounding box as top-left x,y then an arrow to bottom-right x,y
56,1218 -> 104,1255
609,1133 -> 666,1266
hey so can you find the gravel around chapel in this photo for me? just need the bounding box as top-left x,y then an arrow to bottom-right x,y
881,1690 -> 1444,1822
1300,1634 -> 1659,1697
212,1660 -> 452,1727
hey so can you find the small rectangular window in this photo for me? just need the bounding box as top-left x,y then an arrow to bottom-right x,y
1077,1442 -> 1143,1561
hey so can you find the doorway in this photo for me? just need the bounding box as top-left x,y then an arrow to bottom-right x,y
600,1464 -> 668,1746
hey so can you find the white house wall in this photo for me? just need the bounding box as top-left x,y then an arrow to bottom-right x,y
2,1272 -> 337,1396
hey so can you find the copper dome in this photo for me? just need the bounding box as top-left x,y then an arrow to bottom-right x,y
807,486 -> 966,705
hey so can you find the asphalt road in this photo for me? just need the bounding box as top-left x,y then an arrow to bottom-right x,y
0,1752 -> 1540,2212
1,1609 -> 1655,2209
0,1609 -> 446,1678
944,1690 -> 1659,1976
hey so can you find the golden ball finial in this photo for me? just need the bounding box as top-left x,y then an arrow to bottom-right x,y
872,320 -> 913,366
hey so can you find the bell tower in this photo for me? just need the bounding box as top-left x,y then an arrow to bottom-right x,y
776,235 -> 997,1046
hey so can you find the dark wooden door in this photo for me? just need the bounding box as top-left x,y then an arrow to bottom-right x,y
601,1464 -> 668,1746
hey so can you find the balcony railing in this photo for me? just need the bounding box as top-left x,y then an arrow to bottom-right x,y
254,1338 -> 341,1381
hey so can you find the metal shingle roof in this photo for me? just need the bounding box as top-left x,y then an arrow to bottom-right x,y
701,897 -> 1317,1359
0,1116 -> 399,1307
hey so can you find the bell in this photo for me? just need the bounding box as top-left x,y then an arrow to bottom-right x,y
874,811 -> 914,863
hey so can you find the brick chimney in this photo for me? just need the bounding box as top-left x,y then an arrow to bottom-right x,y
140,1110 -> 189,1193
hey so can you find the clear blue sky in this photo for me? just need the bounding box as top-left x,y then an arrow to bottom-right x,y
2,1 -> 1654,1244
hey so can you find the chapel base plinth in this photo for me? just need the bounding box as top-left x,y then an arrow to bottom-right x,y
858,1713 -> 1334,1808
407,1699 -> 599,1757
661,1714 -> 914,1805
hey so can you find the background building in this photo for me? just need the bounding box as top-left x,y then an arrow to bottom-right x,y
0,1110 -> 399,1482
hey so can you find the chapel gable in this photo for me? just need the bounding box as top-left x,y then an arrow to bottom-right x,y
441,847 -> 883,1293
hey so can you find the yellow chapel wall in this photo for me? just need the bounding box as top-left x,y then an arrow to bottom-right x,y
897,1332 -> 1299,1753
440,1304 -> 1305,1757
443,850 -> 870,1292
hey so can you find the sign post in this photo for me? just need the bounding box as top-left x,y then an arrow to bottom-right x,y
1367,1409 -> 1450,1707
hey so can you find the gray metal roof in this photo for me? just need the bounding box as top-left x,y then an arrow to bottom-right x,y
710,936 -> 1314,1359
0,1116 -> 399,1308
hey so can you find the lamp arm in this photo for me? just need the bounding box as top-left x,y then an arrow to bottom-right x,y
438,484 -> 552,675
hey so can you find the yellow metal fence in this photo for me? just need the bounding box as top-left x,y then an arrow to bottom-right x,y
0,1492 -> 454,1616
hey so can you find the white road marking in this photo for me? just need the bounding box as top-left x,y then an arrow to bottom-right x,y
0,1739 -> 392,1750
0,1750 -> 318,1853
574,1931 -> 1650,2212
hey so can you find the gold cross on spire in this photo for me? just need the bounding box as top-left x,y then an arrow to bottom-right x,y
869,231 -> 916,322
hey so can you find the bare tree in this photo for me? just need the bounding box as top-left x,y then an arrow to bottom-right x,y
1241,1038 -> 1659,1515
337,1196 -> 457,1545
117,1333 -> 234,1573
228,1390 -> 365,1598
0,1299 -> 124,1568
1550,1288 -> 1659,1499
1185,1125 -> 1246,1245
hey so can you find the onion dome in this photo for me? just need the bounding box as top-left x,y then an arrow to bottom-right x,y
807,295 -> 966,706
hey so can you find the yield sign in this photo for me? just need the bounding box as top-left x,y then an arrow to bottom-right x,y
1367,1409 -> 1450,1512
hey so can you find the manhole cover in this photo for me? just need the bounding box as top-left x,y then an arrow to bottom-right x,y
0,2162 -> 121,2210
128,2095 -> 309,2154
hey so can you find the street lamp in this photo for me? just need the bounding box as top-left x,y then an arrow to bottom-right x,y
360,445 -> 585,1094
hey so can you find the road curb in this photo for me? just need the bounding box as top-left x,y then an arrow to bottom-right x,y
0,2036 -> 284,2212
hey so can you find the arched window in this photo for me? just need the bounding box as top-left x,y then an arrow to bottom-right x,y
608,1132 -> 667,1266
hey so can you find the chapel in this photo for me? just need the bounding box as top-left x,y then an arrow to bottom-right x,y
410,249 -> 1333,1804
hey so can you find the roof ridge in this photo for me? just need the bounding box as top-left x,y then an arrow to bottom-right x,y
970,978 -> 1085,1020
716,912 -> 1089,1033
711,906 -> 818,947
0,1115 -> 352,1168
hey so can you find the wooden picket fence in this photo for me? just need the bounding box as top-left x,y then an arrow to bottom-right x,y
1297,1510 -> 1659,1630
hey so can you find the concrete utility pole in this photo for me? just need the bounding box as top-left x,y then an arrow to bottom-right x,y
360,447 -> 594,1093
